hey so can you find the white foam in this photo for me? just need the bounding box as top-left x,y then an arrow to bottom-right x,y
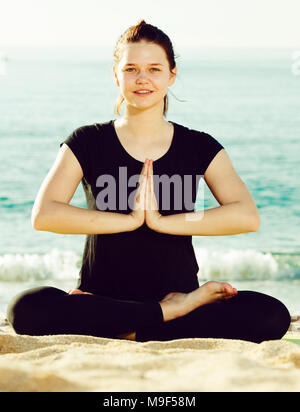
194,247 -> 280,280
0,247 -> 297,282
0,248 -> 81,282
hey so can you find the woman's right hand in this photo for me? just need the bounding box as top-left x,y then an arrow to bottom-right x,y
129,159 -> 149,228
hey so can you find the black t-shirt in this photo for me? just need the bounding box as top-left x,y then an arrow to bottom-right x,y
60,119 -> 224,302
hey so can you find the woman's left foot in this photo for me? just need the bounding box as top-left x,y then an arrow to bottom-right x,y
117,331 -> 136,341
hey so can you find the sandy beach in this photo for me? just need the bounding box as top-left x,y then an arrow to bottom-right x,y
1,317 -> 300,392
1,39 -> 300,394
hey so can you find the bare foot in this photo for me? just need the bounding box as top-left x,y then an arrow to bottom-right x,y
159,281 -> 238,322
117,331 -> 136,341
67,289 -> 93,295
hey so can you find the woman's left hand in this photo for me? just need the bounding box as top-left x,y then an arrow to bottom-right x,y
145,159 -> 163,230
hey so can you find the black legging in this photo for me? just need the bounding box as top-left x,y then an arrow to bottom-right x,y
6,286 -> 291,344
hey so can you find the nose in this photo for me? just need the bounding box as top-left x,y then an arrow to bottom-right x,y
136,70 -> 150,83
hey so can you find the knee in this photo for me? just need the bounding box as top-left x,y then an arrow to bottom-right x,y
6,286 -> 62,335
261,296 -> 291,341
236,291 -> 291,343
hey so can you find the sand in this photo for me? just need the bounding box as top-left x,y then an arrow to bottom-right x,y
1,317 -> 300,392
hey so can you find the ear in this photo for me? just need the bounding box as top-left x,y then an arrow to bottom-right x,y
168,65 -> 177,86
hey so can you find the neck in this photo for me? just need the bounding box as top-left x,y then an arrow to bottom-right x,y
117,103 -> 170,142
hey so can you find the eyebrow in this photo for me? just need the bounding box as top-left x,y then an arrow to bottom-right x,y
124,63 -> 163,66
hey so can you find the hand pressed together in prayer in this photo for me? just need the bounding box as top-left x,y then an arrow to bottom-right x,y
130,159 -> 162,230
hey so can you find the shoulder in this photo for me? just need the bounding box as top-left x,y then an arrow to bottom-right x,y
71,123 -> 103,136
173,122 -> 226,175
173,121 -> 225,149
66,120 -> 112,141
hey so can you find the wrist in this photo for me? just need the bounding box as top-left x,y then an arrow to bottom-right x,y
127,213 -> 144,231
149,214 -> 165,233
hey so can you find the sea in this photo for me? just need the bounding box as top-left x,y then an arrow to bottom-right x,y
0,45 -> 299,318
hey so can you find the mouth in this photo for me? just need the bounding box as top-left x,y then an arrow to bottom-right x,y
133,91 -> 153,96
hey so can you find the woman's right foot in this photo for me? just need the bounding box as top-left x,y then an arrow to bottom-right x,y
67,289 -> 93,295
159,281 -> 238,322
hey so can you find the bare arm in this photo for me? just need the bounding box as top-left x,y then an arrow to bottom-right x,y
31,144 -> 137,234
153,149 -> 260,236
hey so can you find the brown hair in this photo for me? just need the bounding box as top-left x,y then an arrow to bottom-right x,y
113,19 -> 180,117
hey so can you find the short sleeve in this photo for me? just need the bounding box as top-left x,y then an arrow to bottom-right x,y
60,125 -> 92,183
198,132 -> 225,175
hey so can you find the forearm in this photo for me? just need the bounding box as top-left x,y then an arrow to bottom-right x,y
32,201 -> 136,234
155,201 -> 259,236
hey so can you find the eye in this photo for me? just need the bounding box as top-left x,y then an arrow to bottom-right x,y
125,68 -> 161,72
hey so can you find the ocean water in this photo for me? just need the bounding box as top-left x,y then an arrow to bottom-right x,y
0,45 -> 299,317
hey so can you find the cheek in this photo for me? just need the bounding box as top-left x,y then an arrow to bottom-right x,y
124,76 -> 139,88
120,75 -> 130,83
155,75 -> 170,88
118,78 -> 134,92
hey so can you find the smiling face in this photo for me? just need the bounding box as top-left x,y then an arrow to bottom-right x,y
113,40 -> 177,112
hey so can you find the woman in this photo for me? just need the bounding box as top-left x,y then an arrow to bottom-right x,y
7,20 -> 290,343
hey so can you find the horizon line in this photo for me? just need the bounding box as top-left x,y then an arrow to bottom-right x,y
0,44 -> 298,49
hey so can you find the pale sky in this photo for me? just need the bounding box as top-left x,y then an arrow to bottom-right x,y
0,0 -> 299,47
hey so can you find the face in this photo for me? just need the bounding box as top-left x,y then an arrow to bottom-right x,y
113,40 -> 176,111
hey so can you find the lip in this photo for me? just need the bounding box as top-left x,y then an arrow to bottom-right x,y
134,89 -> 153,92
134,90 -> 153,96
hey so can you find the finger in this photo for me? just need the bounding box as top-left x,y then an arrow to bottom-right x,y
136,160 -> 147,190
141,163 -> 148,190
145,159 -> 150,181
145,158 -> 150,172
145,170 -> 149,210
136,160 -> 148,194
146,170 -> 152,210
149,171 -> 158,211
146,168 -> 153,211
148,159 -> 153,176
149,174 -> 157,212
136,169 -> 148,210
141,158 -> 147,172
147,160 -> 152,184
150,173 -> 154,210
138,159 -> 147,185
140,170 -> 147,209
